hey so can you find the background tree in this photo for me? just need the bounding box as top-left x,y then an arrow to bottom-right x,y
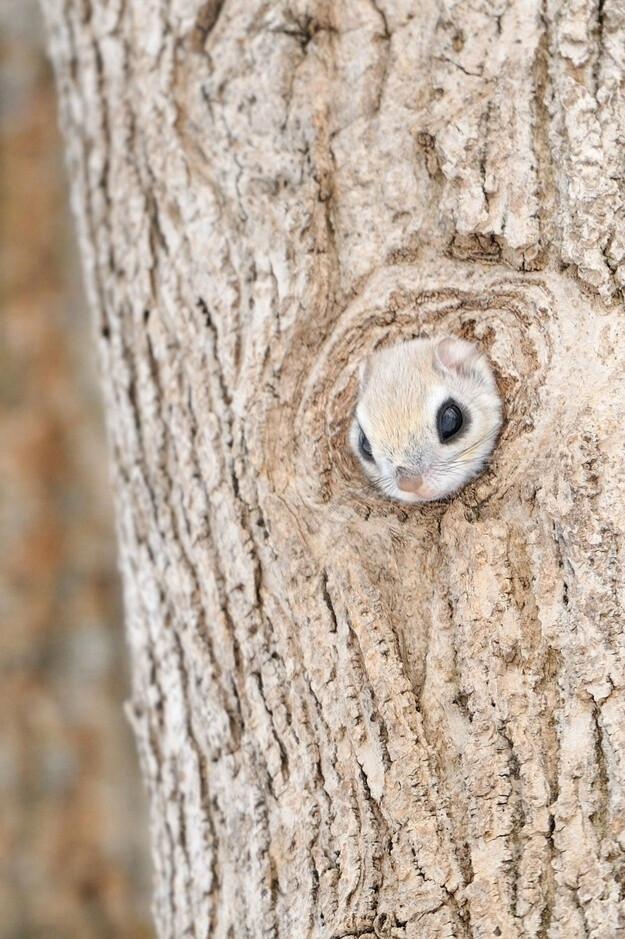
1,2 -> 152,932
42,0 -> 625,935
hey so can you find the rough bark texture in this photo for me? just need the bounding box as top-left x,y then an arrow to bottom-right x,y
42,0 -> 625,936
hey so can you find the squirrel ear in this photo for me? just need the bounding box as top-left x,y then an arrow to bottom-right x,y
434,336 -> 481,375
359,356 -> 372,391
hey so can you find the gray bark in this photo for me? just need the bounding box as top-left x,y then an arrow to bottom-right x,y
42,0 -> 625,936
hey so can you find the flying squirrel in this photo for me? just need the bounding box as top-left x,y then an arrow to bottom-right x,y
350,336 -> 502,504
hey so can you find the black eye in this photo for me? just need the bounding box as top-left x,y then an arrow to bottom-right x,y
358,428 -> 374,461
437,400 -> 464,442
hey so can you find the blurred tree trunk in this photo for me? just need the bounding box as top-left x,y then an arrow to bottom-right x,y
1,3 -> 152,934
42,1 -> 625,936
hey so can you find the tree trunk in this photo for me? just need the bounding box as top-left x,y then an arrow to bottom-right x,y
41,0 -> 625,936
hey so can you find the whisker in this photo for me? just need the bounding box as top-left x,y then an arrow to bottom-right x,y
451,428 -> 500,457
431,429 -> 500,471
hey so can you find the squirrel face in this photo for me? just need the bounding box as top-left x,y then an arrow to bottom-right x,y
350,336 -> 502,504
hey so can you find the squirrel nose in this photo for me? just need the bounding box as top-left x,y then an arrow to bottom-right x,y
396,473 -> 424,494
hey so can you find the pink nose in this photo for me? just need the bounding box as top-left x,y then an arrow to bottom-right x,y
397,474 -> 424,494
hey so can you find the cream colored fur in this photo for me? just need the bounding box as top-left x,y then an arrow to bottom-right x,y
350,336 -> 502,503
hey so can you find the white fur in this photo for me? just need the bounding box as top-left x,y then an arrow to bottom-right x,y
350,336 -> 502,503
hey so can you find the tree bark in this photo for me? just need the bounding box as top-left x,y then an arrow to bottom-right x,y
41,0 -> 625,936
